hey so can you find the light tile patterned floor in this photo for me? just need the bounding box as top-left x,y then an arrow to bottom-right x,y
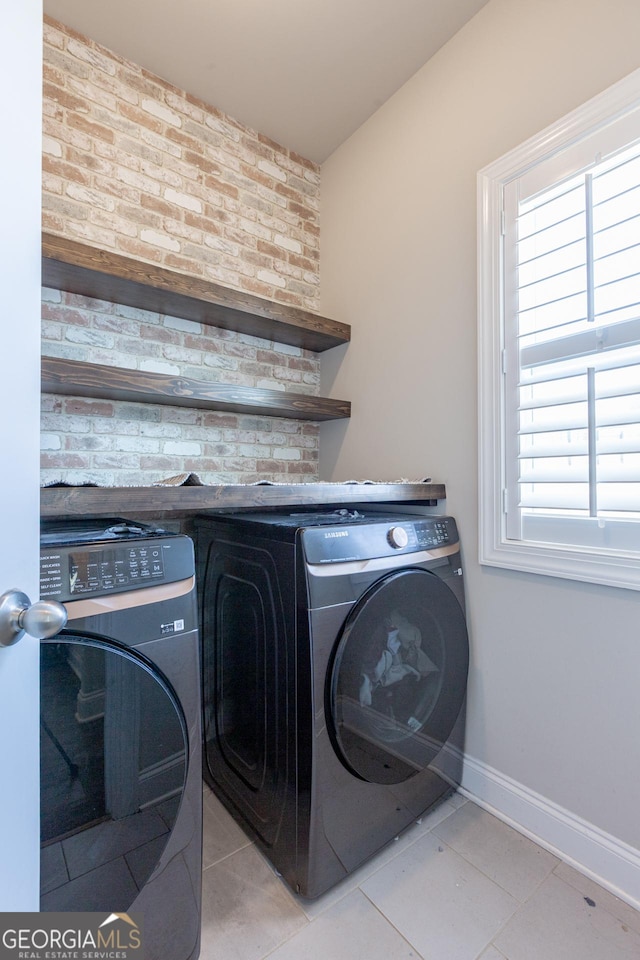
199,786 -> 640,960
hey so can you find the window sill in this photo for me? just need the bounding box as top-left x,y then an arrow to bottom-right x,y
479,535 -> 640,592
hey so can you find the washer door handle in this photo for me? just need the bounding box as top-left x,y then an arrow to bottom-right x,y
0,589 -> 68,647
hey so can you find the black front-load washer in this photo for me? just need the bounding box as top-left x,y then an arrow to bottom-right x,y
195,509 -> 469,899
40,520 -> 202,960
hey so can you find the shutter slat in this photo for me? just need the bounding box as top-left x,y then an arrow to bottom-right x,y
519,454 -> 640,483
593,212 -> 640,257
518,236 -> 585,273
519,381 -> 640,410
519,483 -> 640,510
519,409 -> 640,434
596,484 -> 640,511
518,350 -> 640,385
519,436 -> 640,457
518,483 -> 589,509
520,315 -> 640,367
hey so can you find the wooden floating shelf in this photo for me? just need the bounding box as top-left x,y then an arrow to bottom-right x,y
42,233 -> 350,352
40,482 -> 447,520
42,356 -> 351,421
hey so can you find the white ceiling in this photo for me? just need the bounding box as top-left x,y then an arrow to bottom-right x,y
43,0 -> 489,163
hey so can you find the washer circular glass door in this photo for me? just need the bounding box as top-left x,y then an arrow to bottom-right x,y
40,632 -> 188,911
328,568 -> 468,785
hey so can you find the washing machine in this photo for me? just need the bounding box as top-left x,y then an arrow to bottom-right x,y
195,509 -> 469,899
39,519 -> 202,960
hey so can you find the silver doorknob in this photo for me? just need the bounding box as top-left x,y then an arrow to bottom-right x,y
0,589 -> 68,647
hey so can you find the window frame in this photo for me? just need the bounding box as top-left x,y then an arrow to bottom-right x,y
478,68 -> 640,592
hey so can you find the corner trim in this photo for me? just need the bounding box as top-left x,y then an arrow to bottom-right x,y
461,753 -> 640,912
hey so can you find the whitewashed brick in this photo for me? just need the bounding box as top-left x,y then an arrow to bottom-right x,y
43,135 -> 63,157
258,159 -> 287,183
42,321 -> 62,340
273,342 -> 302,357
204,114 -> 240,142
140,159 -> 183,188
41,433 -> 62,451
140,229 -> 180,252
66,39 -> 117,76
257,269 -> 286,288
274,233 -> 303,254
165,91 -> 204,124
42,287 -> 62,303
140,423 -> 182,438
257,379 -> 285,391
203,354 -> 239,371
158,409 -> 199,427
256,183 -> 288,209
273,448 -> 301,460
117,437 -> 161,453
115,303 -> 160,323
69,77 -> 118,111
141,127 -> 181,158
93,419 -> 139,436
66,183 -> 116,212
223,430 -> 256,443
203,235 -> 239,256
164,187 -> 202,213
117,167 -> 161,196
139,359 -> 181,375
163,344 -> 202,364
237,333 -> 270,349
41,414 -> 90,434
163,315 -> 202,334
67,221 -> 117,249
237,444 -> 263,457
42,342 -> 88,362
163,440 -> 202,456
141,98 -> 182,127
65,328 -> 115,348
161,217 -> 202,244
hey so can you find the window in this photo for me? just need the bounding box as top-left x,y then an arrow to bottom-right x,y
478,69 -> 640,590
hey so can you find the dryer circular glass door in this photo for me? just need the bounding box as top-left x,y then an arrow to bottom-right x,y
40,632 -> 188,911
328,568 -> 468,785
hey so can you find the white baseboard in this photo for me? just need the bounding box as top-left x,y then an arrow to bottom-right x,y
461,753 -> 640,912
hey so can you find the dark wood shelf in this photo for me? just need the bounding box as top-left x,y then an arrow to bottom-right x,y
42,356 -> 351,421
40,482 -> 446,519
42,233 -> 350,352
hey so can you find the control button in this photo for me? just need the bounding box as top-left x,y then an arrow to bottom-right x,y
388,526 -> 409,549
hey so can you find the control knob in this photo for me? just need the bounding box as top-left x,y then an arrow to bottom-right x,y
387,526 -> 409,549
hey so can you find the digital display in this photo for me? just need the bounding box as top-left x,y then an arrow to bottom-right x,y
414,520 -> 450,549
67,544 -> 165,594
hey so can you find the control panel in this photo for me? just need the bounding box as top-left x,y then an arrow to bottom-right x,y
302,516 -> 459,564
414,518 -> 451,549
40,535 -> 194,601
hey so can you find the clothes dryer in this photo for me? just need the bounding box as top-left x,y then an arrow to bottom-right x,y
40,520 -> 202,960
195,510 -> 468,899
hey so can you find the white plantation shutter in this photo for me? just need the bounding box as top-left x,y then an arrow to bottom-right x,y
504,143 -> 640,547
478,68 -> 640,589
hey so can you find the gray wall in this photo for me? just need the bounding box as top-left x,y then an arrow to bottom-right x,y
319,0 -> 640,890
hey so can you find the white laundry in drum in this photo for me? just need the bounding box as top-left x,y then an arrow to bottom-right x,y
358,613 -> 438,707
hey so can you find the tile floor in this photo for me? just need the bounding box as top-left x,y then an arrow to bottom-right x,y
199,786 -> 640,960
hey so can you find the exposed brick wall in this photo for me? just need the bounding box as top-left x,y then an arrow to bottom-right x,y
41,16 -> 322,486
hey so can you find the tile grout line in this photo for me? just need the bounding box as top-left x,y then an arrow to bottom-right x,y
357,886 -> 430,960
